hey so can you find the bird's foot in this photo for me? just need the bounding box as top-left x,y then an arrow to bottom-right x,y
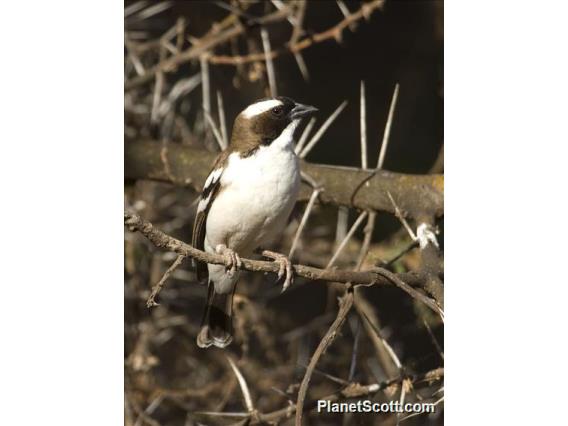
215,244 -> 242,276
262,250 -> 294,292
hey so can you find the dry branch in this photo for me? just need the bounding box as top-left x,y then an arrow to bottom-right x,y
208,0 -> 386,66
295,290 -> 354,425
125,6 -> 293,90
125,140 -> 444,218
253,367 -> 444,424
124,212 -> 430,291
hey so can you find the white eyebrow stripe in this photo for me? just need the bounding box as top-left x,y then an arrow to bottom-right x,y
242,99 -> 282,118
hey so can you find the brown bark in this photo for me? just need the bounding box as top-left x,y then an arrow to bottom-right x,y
125,140 -> 444,218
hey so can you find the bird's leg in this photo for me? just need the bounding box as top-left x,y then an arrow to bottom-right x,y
215,244 -> 242,276
262,250 -> 294,292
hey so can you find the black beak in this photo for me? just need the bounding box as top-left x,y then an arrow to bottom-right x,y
290,103 -> 318,120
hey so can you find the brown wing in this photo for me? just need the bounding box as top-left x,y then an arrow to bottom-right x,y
192,153 -> 228,282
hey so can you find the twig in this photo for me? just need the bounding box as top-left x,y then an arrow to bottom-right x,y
300,100 -> 348,158
371,267 -> 444,319
157,73 -> 201,118
290,0 -> 307,44
271,0 -> 297,26
134,394 -> 165,426
255,366 -> 443,424
208,0 -> 386,66
377,83 -> 400,169
382,240 -> 419,267
146,254 -> 185,308
423,319 -> 444,361
125,0 -> 150,19
125,36 -> 146,76
125,6 -> 293,89
261,27 -> 278,97
295,290 -> 354,425
134,1 -> 173,21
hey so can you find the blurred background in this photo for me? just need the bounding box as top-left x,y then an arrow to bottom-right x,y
125,1 -> 443,425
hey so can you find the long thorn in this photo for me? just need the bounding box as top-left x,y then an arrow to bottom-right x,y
217,90 -> 228,148
360,81 -> 368,169
377,83 -> 400,169
261,27 -> 278,97
289,189 -> 321,259
300,100 -> 348,158
327,211 -> 368,269
295,116 -> 316,154
226,356 -> 254,413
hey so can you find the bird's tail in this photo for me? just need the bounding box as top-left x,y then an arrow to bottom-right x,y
197,281 -> 234,348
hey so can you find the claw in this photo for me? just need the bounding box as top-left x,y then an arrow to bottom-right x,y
216,244 -> 241,276
262,250 -> 294,292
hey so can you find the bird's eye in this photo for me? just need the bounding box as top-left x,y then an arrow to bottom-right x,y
271,106 -> 284,117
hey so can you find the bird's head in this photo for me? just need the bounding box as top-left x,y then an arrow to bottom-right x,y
230,97 -> 318,153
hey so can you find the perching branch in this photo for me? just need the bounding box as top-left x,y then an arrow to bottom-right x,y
126,212 -> 427,288
125,140 -> 444,219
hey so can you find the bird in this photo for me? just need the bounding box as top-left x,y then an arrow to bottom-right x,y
192,96 -> 318,349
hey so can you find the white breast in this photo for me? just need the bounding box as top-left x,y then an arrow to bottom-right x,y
205,121 -> 301,256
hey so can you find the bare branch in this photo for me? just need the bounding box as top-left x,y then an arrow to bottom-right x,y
124,212 -> 431,291
125,140 -> 444,218
146,254 -> 185,308
295,290 -> 354,425
125,6 -> 293,89
208,0 -> 386,67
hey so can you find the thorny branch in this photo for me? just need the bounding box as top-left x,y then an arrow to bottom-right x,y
295,290 -> 354,425
125,0 -> 385,89
125,140 -> 444,219
124,212 -> 441,312
252,367 -> 444,424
